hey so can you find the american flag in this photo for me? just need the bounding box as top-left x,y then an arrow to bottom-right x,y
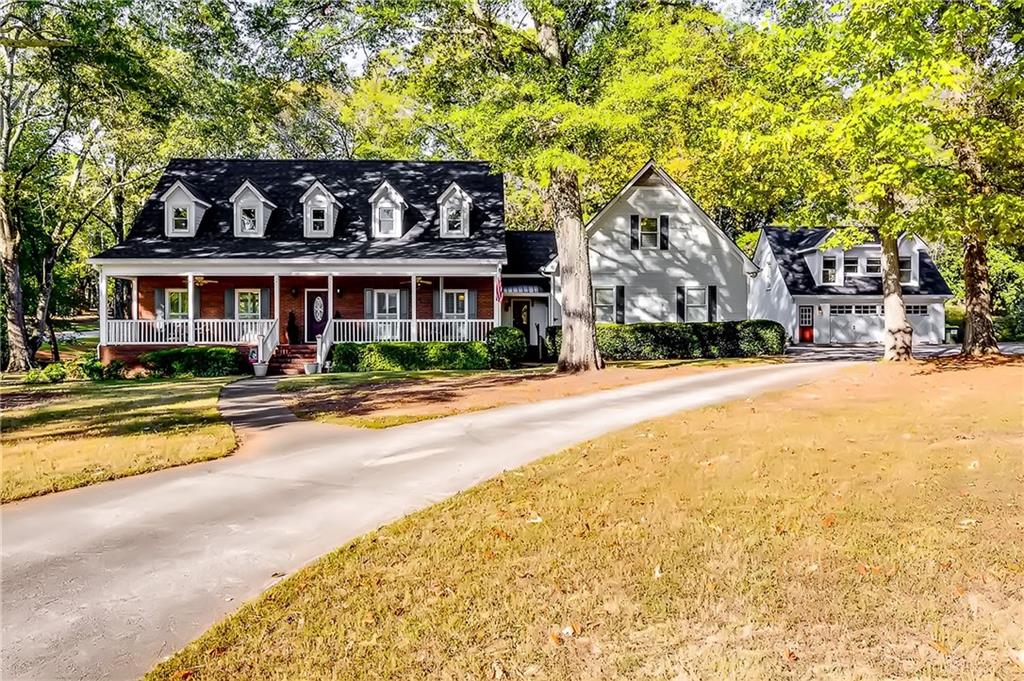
495,274 -> 503,303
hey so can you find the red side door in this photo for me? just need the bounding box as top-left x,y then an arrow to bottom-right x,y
798,305 -> 814,343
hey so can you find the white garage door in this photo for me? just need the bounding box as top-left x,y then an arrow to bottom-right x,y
829,304 -> 884,344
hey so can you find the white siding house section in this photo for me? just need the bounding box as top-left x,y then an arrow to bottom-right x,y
747,234 -> 797,339
553,164 -> 754,324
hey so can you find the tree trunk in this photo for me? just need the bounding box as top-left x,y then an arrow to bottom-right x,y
880,233 -> 913,361
31,243 -> 58,358
47,315 -> 59,363
961,234 -> 1000,356
0,197 -> 32,371
546,168 -> 600,372
110,178 -> 131,318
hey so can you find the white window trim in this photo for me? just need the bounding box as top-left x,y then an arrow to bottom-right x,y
235,288 -> 262,320
906,304 -> 929,316
898,256 -> 914,284
843,256 -> 860,276
375,202 -> 399,238
161,180 -> 210,238
230,181 -> 275,238
166,288 -> 189,320
639,216 -> 659,249
443,289 -> 469,319
865,256 -> 882,276
169,205 -> 191,234
684,286 -> 708,323
593,286 -> 616,323
374,289 -> 400,319
821,255 -> 839,286
310,206 -> 328,233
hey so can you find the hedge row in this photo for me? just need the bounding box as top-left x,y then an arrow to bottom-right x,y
139,346 -> 248,377
330,341 -> 490,372
545,320 -> 787,360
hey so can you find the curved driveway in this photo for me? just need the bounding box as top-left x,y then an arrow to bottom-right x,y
2,361 -> 847,680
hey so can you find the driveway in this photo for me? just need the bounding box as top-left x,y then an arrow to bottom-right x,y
786,341 -> 1024,362
2,362 -> 848,680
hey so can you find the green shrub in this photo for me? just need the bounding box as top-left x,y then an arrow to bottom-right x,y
545,320 -> 787,361
486,327 -> 527,369
74,355 -> 107,381
22,362 -> 69,384
139,346 -> 245,378
104,359 -> 128,380
329,342 -> 489,372
22,368 -> 49,384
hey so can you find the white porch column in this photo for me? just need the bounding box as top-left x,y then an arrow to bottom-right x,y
187,273 -> 195,345
130,277 -> 139,319
410,274 -> 418,340
327,273 -> 334,326
493,268 -> 502,327
98,270 -> 108,346
273,274 -> 280,341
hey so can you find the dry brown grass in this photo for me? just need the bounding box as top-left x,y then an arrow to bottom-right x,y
280,358 -> 777,428
148,359 -> 1024,680
1,377 -> 237,502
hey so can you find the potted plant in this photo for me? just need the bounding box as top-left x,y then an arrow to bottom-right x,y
303,361 -> 319,375
253,362 -> 269,377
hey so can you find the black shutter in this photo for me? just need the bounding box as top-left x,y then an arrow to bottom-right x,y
708,285 -> 717,322
260,288 -> 271,319
363,289 -> 374,319
154,288 -> 165,319
676,286 -> 685,322
629,215 -> 639,251
615,285 -> 625,324
659,215 -> 669,250
224,288 -> 235,319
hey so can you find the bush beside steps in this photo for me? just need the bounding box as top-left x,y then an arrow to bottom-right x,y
331,328 -> 529,372
545,320 -> 788,360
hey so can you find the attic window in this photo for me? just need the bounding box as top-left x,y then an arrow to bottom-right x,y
378,204 -> 396,236
311,208 -> 327,233
822,256 -> 837,284
171,207 -> 189,233
437,182 -> 472,238
240,207 -> 258,234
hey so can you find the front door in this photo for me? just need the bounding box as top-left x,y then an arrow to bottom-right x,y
798,305 -> 814,343
512,300 -> 530,342
305,289 -> 328,343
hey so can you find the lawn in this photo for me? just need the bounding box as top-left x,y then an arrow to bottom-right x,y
279,358 -> 777,428
148,357 -> 1024,680
1,376 -> 238,503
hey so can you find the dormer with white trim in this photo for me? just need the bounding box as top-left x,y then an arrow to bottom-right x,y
160,180 -> 211,238
369,180 -> 407,239
437,182 -> 472,238
300,179 -> 341,238
230,180 -> 276,238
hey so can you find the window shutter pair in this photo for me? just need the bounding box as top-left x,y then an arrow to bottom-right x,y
615,285 -> 625,324
224,288 -> 235,319
675,285 -> 717,322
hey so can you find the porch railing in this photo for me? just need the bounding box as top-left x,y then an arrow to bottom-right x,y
316,318 -> 335,366
257,319 -> 280,363
105,319 -> 276,346
331,319 -> 494,344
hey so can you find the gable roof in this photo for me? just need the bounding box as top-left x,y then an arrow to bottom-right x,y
504,230 -> 556,274
544,160 -> 757,272
761,226 -> 952,297
92,158 -> 506,262
158,179 -> 211,207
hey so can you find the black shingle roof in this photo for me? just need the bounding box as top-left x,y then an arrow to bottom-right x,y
503,230 -> 556,274
763,226 -> 951,296
95,159 -> 506,261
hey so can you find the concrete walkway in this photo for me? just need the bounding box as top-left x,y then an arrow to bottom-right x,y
2,361 -> 848,681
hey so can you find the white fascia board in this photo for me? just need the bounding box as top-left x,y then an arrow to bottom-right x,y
159,180 -> 211,207
229,180 -> 277,208
299,179 -> 342,205
88,258 -> 505,277
791,293 -> 952,302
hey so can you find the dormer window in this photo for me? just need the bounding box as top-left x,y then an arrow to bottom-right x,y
160,180 -> 210,238
300,179 -> 341,238
437,182 -> 472,238
240,207 -> 258,234
230,180 -> 275,238
822,256 -> 837,284
369,180 -> 407,239
171,207 -> 189,233
378,204 -> 397,236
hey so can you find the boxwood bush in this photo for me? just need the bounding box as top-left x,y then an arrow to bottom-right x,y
139,346 -> 247,377
545,320 -> 787,360
330,341 -> 489,372
486,326 -> 527,369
